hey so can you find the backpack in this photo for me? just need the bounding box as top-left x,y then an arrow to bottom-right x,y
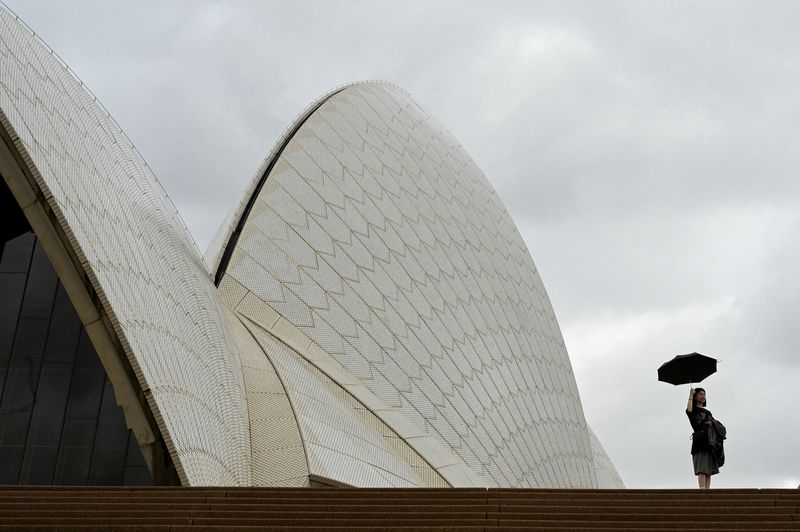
707,419 -> 726,467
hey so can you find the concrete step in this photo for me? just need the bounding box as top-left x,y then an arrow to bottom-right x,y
0,527 -> 486,532
0,528 -> 795,532
0,487 -> 796,530
0,506 -> 795,517
0,509 -> 490,519
496,521 -> 800,530
492,512 -> 798,522
498,505 -> 797,514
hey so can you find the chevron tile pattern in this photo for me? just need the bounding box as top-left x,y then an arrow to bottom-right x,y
224,308 -> 309,487
241,316 -> 449,487
1,1 -> 622,489
219,83 -> 600,488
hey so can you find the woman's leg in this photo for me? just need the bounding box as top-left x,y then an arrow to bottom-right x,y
705,475 -> 712,489
697,474 -> 705,488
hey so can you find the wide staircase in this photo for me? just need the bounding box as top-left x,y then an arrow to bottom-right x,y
0,486 -> 798,530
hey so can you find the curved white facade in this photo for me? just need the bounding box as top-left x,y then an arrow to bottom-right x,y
0,5 -> 251,485
589,426 -> 625,488
214,82 -> 602,488
0,4 -> 622,488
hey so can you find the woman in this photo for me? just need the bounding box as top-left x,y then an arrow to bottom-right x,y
686,387 -> 718,488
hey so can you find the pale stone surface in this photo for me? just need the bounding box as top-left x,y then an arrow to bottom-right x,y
1,2 -> 623,488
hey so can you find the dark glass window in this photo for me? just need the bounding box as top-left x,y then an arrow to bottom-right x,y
123,466 -> 153,486
54,444 -> 93,485
65,368 -> 105,419
88,447 -> 128,485
0,444 -> 24,484
0,410 -> 30,448
0,233 -> 34,274
19,244 -> 58,319
94,381 -> 131,448
9,319 -> 48,367
1,363 -> 39,411
0,273 -> 26,363
44,286 -> 82,364
0,231 -> 153,486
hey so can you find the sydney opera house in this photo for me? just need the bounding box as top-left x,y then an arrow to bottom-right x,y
0,5 -> 622,488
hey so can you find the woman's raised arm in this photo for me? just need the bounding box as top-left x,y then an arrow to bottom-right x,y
687,387 -> 694,413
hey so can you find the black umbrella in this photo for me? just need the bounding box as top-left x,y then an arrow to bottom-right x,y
657,352 -> 717,385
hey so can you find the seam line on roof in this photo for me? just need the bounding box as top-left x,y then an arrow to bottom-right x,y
213,87 -> 348,286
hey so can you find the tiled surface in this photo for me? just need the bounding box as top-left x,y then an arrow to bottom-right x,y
588,425 -> 625,488
222,275 -> 475,487
240,314 -> 449,487
1,2 -> 622,488
217,82 -> 602,487
223,307 -> 309,487
0,6 -> 251,485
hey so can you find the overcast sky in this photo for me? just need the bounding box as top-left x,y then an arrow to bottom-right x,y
6,0 -> 799,489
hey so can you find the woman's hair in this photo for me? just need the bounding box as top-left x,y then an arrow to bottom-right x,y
693,388 -> 707,407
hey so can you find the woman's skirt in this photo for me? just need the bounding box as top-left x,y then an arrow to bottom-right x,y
693,451 -> 720,475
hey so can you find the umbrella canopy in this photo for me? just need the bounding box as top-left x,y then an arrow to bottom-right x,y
657,352 -> 717,385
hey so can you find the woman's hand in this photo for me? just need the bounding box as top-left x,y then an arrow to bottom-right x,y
689,387 -> 695,399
